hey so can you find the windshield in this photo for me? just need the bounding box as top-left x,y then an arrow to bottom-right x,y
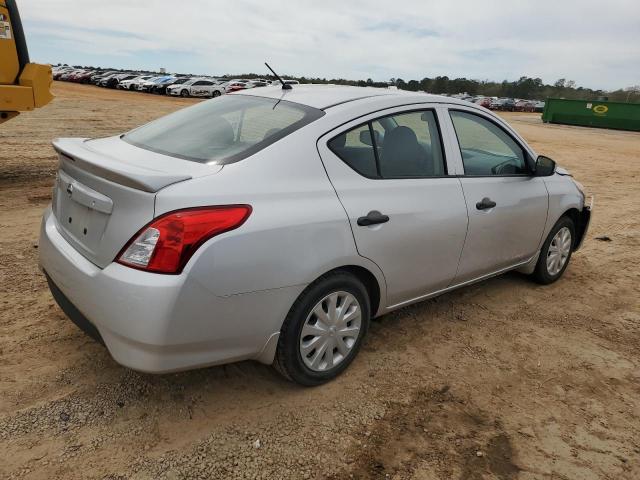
123,95 -> 324,164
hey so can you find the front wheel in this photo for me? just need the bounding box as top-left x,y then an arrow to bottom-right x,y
212,90 -> 221,98
274,271 -> 370,386
180,89 -> 189,97
532,216 -> 575,284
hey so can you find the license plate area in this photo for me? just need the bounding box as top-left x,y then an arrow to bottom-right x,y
53,171 -> 112,255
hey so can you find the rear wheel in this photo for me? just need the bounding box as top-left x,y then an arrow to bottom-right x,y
532,216 -> 575,284
212,90 -> 221,98
274,271 -> 370,386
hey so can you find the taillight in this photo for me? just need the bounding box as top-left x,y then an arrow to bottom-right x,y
116,205 -> 252,274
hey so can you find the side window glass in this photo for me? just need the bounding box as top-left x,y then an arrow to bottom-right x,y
328,111 -> 447,178
328,124 -> 377,177
379,111 -> 445,177
449,111 -> 527,175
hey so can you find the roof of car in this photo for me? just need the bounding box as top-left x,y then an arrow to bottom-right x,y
234,84 -> 463,110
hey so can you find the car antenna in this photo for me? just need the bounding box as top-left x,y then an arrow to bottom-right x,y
265,62 -> 292,90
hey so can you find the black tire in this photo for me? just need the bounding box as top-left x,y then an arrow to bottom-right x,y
532,216 -> 575,284
274,271 -> 370,386
180,89 -> 189,97
212,90 -> 221,98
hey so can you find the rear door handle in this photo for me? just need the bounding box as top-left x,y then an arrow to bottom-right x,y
476,197 -> 497,210
357,210 -> 389,226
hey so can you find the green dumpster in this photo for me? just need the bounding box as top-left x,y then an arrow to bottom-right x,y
542,98 -> 640,131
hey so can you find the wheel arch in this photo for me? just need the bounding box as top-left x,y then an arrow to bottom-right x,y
301,260 -> 386,318
561,207 -> 589,250
254,263 -> 384,366
331,265 -> 381,318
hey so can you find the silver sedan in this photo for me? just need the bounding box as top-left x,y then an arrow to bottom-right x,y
39,85 -> 591,385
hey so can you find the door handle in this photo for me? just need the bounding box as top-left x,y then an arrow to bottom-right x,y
357,210 -> 389,226
476,197 -> 497,210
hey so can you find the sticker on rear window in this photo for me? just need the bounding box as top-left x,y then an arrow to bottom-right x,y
0,21 -> 11,39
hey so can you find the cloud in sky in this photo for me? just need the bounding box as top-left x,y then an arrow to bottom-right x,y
20,0 -> 640,90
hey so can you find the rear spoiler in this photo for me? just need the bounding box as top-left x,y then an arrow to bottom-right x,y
53,138 -> 192,193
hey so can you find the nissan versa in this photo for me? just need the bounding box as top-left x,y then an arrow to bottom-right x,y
39,85 -> 591,385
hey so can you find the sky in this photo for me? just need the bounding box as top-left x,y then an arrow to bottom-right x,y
19,0 -> 640,91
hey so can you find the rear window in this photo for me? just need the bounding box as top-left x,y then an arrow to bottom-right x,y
123,95 -> 324,164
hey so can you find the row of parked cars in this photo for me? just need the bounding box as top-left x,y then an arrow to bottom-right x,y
52,66 -> 300,98
450,94 -> 545,112
52,67 -> 544,110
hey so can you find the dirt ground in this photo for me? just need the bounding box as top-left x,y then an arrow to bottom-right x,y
1,82 -> 639,480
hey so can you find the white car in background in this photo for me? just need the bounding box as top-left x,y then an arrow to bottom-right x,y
119,75 -> 152,90
167,78 -> 225,98
132,76 -> 161,91
275,79 -> 300,87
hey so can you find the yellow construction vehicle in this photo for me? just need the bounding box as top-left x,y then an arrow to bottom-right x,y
0,0 -> 53,124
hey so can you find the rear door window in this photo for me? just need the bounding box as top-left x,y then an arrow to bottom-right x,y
328,109 -> 447,178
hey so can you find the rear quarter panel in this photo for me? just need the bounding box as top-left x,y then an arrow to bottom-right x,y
154,126 -> 387,310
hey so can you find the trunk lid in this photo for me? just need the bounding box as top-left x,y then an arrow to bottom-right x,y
51,136 -> 222,268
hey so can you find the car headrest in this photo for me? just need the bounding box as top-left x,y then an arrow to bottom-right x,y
212,118 -> 235,145
384,126 -> 419,150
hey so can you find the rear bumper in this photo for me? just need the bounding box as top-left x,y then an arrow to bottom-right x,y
39,207 -> 299,373
45,272 -> 105,346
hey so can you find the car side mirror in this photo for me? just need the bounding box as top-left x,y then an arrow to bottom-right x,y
359,130 -> 382,146
535,155 -> 556,176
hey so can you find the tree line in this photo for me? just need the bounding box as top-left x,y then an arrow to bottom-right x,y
288,75 -> 640,103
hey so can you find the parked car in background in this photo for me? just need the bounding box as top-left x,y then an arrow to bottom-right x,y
534,101 -> 545,112
222,79 -> 249,93
514,100 -> 529,112
474,97 -> 492,108
90,71 -> 116,84
138,76 -> 173,93
40,85 -> 590,385
152,77 -> 191,95
275,79 -> 300,87
141,76 -> 176,93
167,78 -> 225,97
105,73 -> 138,89
52,66 -> 73,79
119,75 -> 152,90
489,98 -> 504,110
501,98 -> 516,112
53,67 -> 76,80
246,80 -> 269,88
59,70 -> 79,81
73,70 -> 98,84
97,73 -> 122,87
